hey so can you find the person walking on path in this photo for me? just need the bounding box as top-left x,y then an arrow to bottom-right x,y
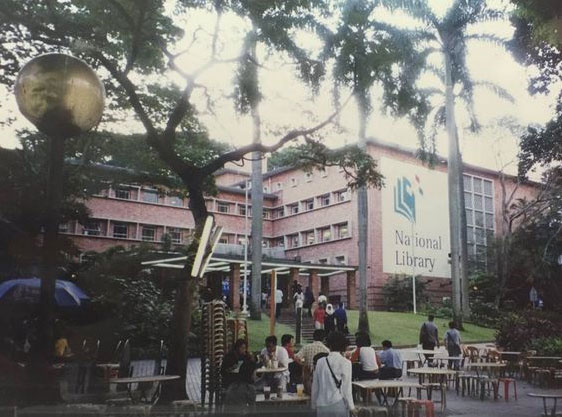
444,321 -> 462,370
304,287 -> 314,317
419,314 -> 439,365
325,304 -> 336,335
313,304 -> 326,330
312,331 -> 356,417
275,287 -> 284,318
334,302 -> 348,333
293,287 -> 304,312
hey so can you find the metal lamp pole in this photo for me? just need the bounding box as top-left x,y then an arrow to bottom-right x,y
242,180 -> 250,315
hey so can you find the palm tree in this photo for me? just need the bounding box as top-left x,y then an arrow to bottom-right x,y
325,0 -> 429,332
399,0 -> 514,324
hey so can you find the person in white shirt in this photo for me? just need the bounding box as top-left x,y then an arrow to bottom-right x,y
259,335 -> 290,389
275,288 -> 284,318
293,287 -> 305,311
318,293 -> 327,306
312,331 -> 356,417
351,332 -> 379,380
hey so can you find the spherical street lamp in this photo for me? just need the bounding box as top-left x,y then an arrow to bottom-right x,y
14,53 -> 104,362
14,53 -> 105,138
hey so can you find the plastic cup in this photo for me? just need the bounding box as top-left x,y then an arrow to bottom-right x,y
272,360 -> 279,369
264,386 -> 271,400
297,384 -> 304,397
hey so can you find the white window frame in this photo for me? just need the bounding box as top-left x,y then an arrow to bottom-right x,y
141,225 -> 156,242
113,223 -> 128,239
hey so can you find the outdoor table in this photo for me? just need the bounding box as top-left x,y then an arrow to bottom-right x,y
256,392 -> 310,405
464,362 -> 506,378
528,393 -> 562,417
96,363 -> 120,380
110,375 -> 180,404
528,356 -> 562,363
352,380 -> 422,406
255,367 -> 288,374
407,368 -> 458,385
408,349 -> 447,365
431,356 -> 463,366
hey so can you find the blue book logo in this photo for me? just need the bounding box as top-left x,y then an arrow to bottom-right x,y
394,176 -> 419,223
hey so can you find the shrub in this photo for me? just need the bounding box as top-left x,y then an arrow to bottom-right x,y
383,275 -> 427,312
495,311 -> 562,351
528,337 -> 562,356
423,297 -> 453,319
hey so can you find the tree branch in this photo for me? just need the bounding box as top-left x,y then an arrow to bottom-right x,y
200,94 -> 353,175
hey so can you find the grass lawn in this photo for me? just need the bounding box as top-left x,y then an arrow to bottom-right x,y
246,314 -> 295,352
345,310 -> 495,347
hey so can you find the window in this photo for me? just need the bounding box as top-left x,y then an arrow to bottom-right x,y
239,205 -> 248,216
59,223 -> 69,233
291,178 -> 297,187
83,221 -> 101,236
274,207 -> 285,218
276,182 -> 283,191
288,234 -> 299,248
217,202 -> 230,213
142,189 -> 158,203
263,209 -> 271,219
115,187 -> 131,200
335,222 -> 349,239
304,230 -> 315,245
318,258 -> 328,264
319,227 -> 331,242
142,225 -> 156,241
263,186 -> 269,193
169,228 -> 182,244
304,199 -> 314,211
334,189 -> 347,202
464,174 -> 495,267
305,172 -> 313,182
219,236 -> 228,244
334,255 -> 346,265
288,204 -> 299,215
169,196 -> 183,207
319,194 -> 330,207
113,223 -> 128,239
275,238 -> 284,247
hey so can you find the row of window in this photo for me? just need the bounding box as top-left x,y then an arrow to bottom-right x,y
285,222 -> 350,249
247,167 -> 342,193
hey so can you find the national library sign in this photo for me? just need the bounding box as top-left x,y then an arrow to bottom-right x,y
380,157 -> 451,278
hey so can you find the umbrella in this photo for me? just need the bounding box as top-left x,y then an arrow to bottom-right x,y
0,278 -> 90,308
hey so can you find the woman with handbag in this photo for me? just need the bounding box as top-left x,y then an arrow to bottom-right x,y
311,331 -> 357,417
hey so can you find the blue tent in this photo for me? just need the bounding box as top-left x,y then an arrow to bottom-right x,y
0,278 -> 90,308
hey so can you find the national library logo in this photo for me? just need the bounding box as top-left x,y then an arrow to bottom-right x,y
394,175 -> 423,223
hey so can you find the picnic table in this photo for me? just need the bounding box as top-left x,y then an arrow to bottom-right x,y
407,368 -> 458,385
528,393 -> 562,417
352,380 -> 422,406
256,392 -> 310,405
110,375 -> 180,404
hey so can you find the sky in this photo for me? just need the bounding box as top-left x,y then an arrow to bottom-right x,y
0,0 -> 559,177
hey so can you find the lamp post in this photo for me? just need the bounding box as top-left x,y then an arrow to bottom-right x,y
14,53 -> 104,360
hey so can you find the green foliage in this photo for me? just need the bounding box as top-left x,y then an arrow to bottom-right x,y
468,272 -> 501,327
423,298 -> 453,321
383,275 -> 428,312
495,311 -> 562,351
528,337 -> 562,356
79,245 -> 176,358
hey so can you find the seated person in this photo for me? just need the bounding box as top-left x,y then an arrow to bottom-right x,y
351,332 -> 379,380
221,339 -> 252,388
295,330 -> 329,393
53,323 -> 73,361
378,340 -> 403,380
223,360 -> 257,410
259,335 -> 289,390
282,334 -> 303,384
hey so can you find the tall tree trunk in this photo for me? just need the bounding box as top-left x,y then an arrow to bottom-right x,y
356,93 -> 370,334
458,148 -> 471,319
249,37 -> 263,320
161,183 -> 207,402
444,51 -> 463,326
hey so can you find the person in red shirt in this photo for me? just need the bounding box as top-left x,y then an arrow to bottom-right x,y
313,304 -> 326,329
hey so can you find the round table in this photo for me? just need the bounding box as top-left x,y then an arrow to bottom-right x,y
256,367 -> 288,374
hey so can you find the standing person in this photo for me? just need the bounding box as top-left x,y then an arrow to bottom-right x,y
378,340 -> 403,380
313,303 -> 326,330
293,287 -> 304,311
222,278 -> 230,306
275,287 -> 284,318
304,287 -> 314,317
334,302 -> 348,333
318,293 -> 327,307
444,321 -> 462,370
295,329 -> 329,393
350,332 -> 379,380
324,304 -> 336,335
419,314 -> 439,365
311,331 -> 356,417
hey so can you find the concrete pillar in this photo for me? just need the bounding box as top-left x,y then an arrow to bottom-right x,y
288,268 -> 299,306
230,263 -> 241,312
309,269 -> 320,300
283,273 -> 291,307
346,270 -> 357,309
321,276 -> 330,299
